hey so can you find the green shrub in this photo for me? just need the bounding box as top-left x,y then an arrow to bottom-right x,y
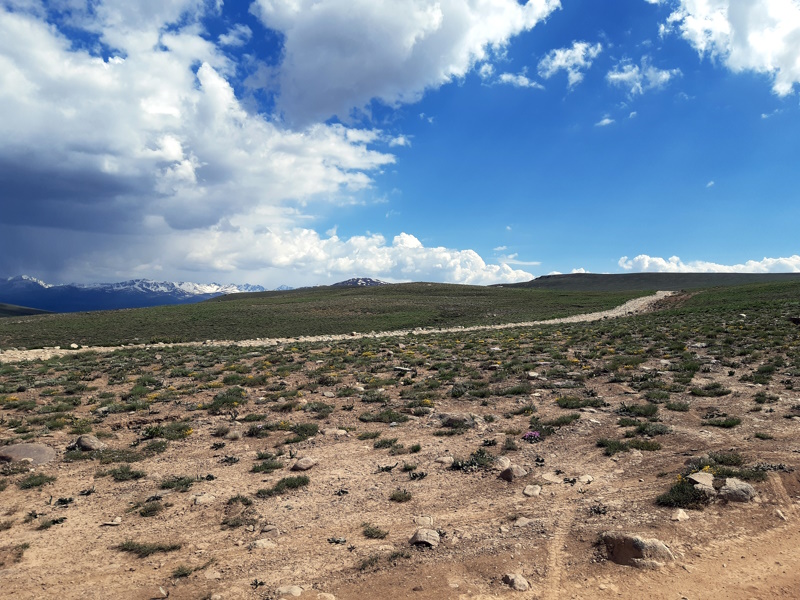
556,396 -> 602,409
596,438 -> 629,456
116,540 -> 181,558
362,523 -> 389,539
359,410 -> 408,424
256,475 -> 309,498
160,476 -> 194,492
105,464 -> 146,482
251,459 -> 283,474
18,474 -> 56,489
690,383 -> 731,397
703,417 -> 741,428
656,479 -> 710,509
208,387 -> 247,415
389,488 -> 412,502
618,402 -> 658,418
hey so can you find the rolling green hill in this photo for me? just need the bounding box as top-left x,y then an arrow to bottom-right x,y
0,283 -> 644,349
0,303 -> 52,318
499,272 -> 800,292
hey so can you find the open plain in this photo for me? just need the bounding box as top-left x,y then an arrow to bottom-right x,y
1,282 -> 799,600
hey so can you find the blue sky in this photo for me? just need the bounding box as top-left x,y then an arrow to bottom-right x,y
1,0 -> 799,287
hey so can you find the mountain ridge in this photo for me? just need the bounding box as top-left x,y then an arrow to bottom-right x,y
0,276 -> 280,313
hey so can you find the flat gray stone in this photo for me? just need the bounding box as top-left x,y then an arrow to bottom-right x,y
0,443 -> 56,466
523,485 -> 541,497
688,472 -> 714,487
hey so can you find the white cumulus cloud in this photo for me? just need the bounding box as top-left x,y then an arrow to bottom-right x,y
618,254 -> 800,273
176,229 -> 535,285
538,40 -> 603,88
666,0 -> 800,96
0,2 -> 527,287
250,0 -> 561,123
607,56 -> 682,95
497,71 -> 544,89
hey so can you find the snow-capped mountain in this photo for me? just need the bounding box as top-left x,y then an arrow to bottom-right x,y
0,276 -> 270,313
330,277 -> 389,287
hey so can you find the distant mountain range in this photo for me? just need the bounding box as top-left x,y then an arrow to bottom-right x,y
0,275 -> 280,313
0,275 -> 391,314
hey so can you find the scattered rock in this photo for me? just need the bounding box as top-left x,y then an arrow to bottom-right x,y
671,509 -> 689,522
0,443 -> 56,466
194,494 -> 216,506
719,478 -> 757,502
317,594 -> 336,600
513,516 -> 533,527
101,517 -> 122,527
224,430 -> 242,441
322,428 -> 347,437
409,528 -> 440,548
322,391 -> 335,398
70,343 -> 79,349
578,475 -> 594,484
499,465 -> 528,482
523,485 -> 541,497
495,456 -> 512,470
435,456 -> 454,467
437,413 -> 474,428
275,585 -> 303,597
776,509 -> 788,521
75,435 -> 107,451
601,532 -> 674,569
502,573 -> 530,592
252,539 -> 277,549
413,515 -> 434,527
291,457 -> 318,471
526,372 -> 540,380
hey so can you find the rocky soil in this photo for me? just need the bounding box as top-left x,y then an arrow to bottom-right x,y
1,290 -> 799,600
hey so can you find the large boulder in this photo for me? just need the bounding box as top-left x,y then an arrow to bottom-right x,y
601,532 -> 674,569
499,465 -> 528,482
409,528 -> 440,548
291,457 -> 317,472
719,478 -> 757,502
74,435 -> 107,451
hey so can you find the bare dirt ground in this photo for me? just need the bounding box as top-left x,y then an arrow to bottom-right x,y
1,290 -> 799,600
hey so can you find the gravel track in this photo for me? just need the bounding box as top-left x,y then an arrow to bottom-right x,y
0,291 -> 675,364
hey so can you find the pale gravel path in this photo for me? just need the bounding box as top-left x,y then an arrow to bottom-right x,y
0,291 -> 675,364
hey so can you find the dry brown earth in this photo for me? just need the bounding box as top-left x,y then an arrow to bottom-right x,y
1,291 -> 798,600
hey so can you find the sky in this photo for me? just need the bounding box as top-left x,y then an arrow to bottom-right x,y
1,0 -> 799,287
